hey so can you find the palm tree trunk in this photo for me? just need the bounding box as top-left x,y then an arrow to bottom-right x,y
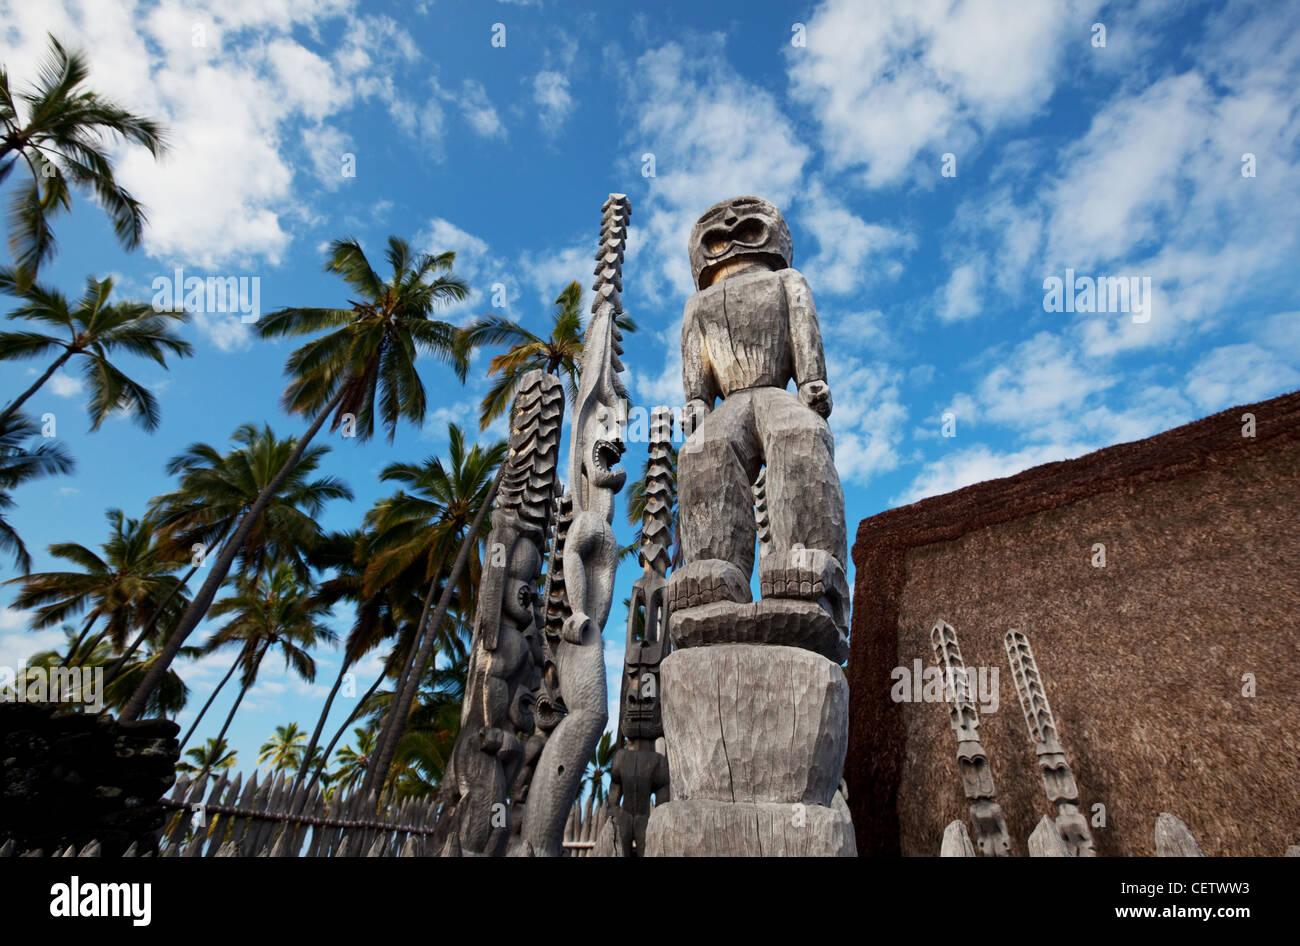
299,666 -> 386,804
287,658 -> 350,805
364,577 -> 439,793
120,387 -> 348,721
197,644 -> 267,779
365,465 -> 502,794
64,613 -> 99,664
105,560 -> 204,683
179,652 -> 240,751
0,348 -> 73,429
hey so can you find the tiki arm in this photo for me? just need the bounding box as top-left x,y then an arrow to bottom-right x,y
681,301 -> 719,433
780,270 -> 832,418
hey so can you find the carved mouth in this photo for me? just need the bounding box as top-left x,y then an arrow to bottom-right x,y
703,218 -> 768,257
534,695 -> 565,728
593,438 -> 625,473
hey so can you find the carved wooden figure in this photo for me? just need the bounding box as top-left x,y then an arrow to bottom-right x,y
431,370 -> 563,856
667,196 -> 849,660
1004,629 -> 1096,856
646,197 -> 855,857
599,406 -> 674,856
516,195 -> 630,857
931,619 -> 1012,856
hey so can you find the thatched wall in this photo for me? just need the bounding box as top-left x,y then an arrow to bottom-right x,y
847,390 -> 1300,856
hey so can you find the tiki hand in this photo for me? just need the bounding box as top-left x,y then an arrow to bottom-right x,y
680,398 -> 711,438
480,726 -> 505,754
799,379 -> 832,419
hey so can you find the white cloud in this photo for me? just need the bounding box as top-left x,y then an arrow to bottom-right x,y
533,70 -> 574,134
798,183 -> 914,295
625,38 -> 812,300
826,355 -> 908,484
0,2 -> 435,269
0,607 -> 65,671
49,371 -> 84,398
894,439 -> 1094,506
787,0 -> 1100,188
453,79 -> 506,139
300,123 -> 354,190
519,241 -> 593,310
937,259 -> 982,323
192,311 -> 254,352
1184,344 -> 1300,413
974,331 -> 1114,434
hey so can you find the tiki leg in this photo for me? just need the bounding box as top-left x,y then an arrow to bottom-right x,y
753,387 -> 846,568
675,393 -> 761,577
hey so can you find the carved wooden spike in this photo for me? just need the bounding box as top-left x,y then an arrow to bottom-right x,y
1028,815 -> 1070,857
753,466 -> 771,559
1005,629 -> 1096,856
940,820 -> 976,857
1154,813 -> 1205,857
930,619 -> 1011,857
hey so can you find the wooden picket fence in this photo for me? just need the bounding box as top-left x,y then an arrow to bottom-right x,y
150,770 -> 440,857
1,768 -> 613,857
561,799 -> 610,856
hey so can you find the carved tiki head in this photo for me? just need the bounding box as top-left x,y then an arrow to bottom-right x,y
689,196 -> 793,290
620,578 -> 669,741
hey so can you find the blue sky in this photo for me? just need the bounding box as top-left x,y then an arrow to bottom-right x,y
1,0 -> 1297,774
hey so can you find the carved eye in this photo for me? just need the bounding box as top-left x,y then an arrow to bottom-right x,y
703,229 -> 731,254
731,219 -> 766,245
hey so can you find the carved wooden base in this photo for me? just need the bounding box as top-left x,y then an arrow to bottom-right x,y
645,643 -> 855,856
645,797 -> 856,856
668,598 -> 848,663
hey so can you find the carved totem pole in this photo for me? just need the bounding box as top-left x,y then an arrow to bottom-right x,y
645,196 -> 856,856
596,406 -> 674,856
931,619 -> 1011,856
1004,630 -> 1095,856
514,194 -> 630,856
430,369 -> 564,856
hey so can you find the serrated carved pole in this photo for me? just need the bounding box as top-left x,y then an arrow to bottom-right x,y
430,369 -> 563,857
931,619 -> 1011,856
1004,629 -> 1096,856
516,194 -> 630,856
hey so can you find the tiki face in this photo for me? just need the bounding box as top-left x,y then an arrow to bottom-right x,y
582,398 -> 627,492
620,650 -> 664,740
689,196 -> 793,290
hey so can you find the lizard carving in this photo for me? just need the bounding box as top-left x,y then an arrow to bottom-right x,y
515,194 -> 630,856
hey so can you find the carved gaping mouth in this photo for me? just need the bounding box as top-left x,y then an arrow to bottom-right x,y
702,218 -> 768,257
593,438 -> 625,473
534,695 -> 565,730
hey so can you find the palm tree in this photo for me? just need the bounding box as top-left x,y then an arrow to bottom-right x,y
0,411 -> 72,571
331,728 -> 377,790
23,625 -> 192,716
0,269 -> 192,430
364,424 -> 506,604
7,508 -> 189,661
0,34 -> 166,286
584,730 -> 617,804
286,527 -> 422,807
177,738 -> 236,776
258,722 -> 307,773
387,659 -> 467,800
111,423 -> 352,686
189,561 -> 335,770
455,279 -> 637,429
149,422 -> 352,579
121,235 -> 468,720
362,428 -> 505,796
